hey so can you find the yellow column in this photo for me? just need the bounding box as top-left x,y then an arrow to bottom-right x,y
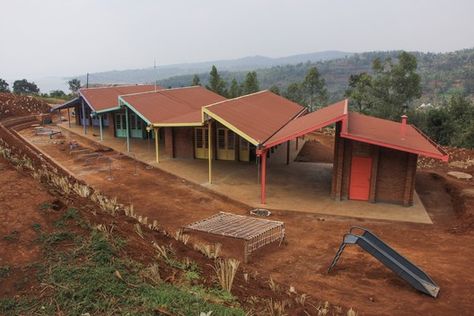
154,127 -> 159,163
208,121 -> 212,183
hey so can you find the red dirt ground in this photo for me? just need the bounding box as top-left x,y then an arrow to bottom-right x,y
13,126 -> 474,315
1,121 -> 353,315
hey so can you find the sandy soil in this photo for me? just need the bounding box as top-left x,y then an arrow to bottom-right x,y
12,126 -> 474,315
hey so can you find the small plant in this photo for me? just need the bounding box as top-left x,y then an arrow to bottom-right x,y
265,299 -> 288,316
140,263 -> 161,285
3,231 -> 19,242
174,230 -> 190,245
184,270 -> 200,283
153,242 -> 171,261
316,301 -> 330,316
268,276 -> 280,292
212,258 -> 240,293
0,266 -> 11,279
96,223 -> 114,237
38,202 -> 53,211
31,223 -> 42,232
347,308 -> 358,316
72,182 -> 90,198
194,242 -> 221,259
91,192 -> 118,215
295,293 -> 307,306
134,223 -> 144,239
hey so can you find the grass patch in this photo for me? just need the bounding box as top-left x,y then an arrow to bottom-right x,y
38,202 -> 54,211
3,228 -> 245,316
0,266 -> 11,279
3,231 -> 19,242
40,231 -> 76,248
54,208 -> 81,228
31,223 -> 42,233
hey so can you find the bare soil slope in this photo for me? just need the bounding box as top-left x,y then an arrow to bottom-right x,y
15,127 -> 474,315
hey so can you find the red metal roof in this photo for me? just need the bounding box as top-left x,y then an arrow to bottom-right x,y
262,98 -> 447,161
203,90 -> 305,144
120,86 -> 226,125
264,99 -> 347,147
342,112 -> 448,161
80,85 -> 159,112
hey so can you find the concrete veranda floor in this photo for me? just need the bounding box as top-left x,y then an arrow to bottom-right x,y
56,121 -> 432,224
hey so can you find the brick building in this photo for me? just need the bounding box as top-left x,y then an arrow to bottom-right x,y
54,86 -> 448,207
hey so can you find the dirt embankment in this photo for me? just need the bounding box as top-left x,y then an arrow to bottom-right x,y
0,93 -> 51,120
0,118 -> 349,315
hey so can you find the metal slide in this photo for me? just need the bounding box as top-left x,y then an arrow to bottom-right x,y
328,226 -> 440,298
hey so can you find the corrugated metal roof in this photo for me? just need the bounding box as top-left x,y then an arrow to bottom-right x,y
203,90 -> 304,145
342,112 -> 448,161
51,97 -> 81,112
264,99 -> 347,147
262,98 -> 447,161
120,86 -> 226,125
80,84 -> 159,112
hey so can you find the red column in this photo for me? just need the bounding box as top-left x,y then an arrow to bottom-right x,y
260,149 -> 267,204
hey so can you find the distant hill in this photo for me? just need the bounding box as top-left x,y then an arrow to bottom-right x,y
73,50 -> 353,84
158,48 -> 474,103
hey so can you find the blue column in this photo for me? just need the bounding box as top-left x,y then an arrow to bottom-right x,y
99,114 -> 103,141
125,107 -> 130,152
81,99 -> 87,135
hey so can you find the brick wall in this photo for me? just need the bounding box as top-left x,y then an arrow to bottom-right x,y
331,125 -> 417,206
173,127 -> 194,159
163,127 -> 174,158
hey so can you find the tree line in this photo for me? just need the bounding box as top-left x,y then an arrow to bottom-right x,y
0,78 -> 81,100
200,51 -> 473,149
196,65 -> 329,111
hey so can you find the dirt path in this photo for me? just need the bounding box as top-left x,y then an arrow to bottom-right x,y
18,128 -> 474,315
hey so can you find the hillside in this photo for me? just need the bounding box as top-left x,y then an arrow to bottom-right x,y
158,48 -> 474,103
72,51 -> 352,85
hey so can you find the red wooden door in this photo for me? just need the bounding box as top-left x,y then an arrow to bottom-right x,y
349,156 -> 372,201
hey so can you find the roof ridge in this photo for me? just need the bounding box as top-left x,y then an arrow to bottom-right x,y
80,84 -> 156,91
204,89 -> 267,109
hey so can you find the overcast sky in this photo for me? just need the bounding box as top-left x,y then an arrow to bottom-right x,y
1,0 -> 473,80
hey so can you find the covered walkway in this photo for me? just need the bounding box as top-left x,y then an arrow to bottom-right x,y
55,121 -> 431,223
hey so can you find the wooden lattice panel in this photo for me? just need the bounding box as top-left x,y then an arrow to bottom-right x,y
184,212 -> 285,262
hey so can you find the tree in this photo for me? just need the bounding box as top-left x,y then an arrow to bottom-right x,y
206,65 -> 227,97
284,83 -> 304,106
191,74 -> 201,86
228,78 -> 241,98
345,51 -> 422,120
302,67 -> 328,111
269,85 -> 281,95
370,52 -> 422,119
49,90 -> 68,99
68,78 -> 81,94
345,73 -> 373,113
241,71 -> 260,95
0,79 -> 10,93
12,79 -> 39,94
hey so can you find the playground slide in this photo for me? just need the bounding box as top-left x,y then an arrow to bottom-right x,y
328,226 -> 440,298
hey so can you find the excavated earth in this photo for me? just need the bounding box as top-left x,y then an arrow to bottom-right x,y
1,95 -> 474,315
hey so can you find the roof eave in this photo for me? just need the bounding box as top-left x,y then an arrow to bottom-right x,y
340,132 -> 449,162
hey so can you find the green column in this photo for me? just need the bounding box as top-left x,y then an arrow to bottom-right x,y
125,107 -> 130,152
